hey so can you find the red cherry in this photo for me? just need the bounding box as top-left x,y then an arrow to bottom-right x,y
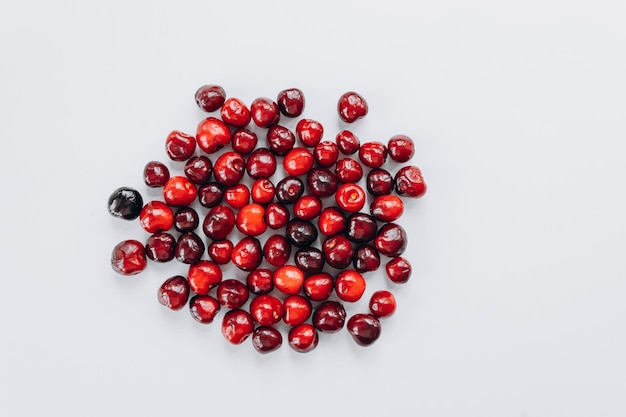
207,240 -> 234,265
388,135 -> 415,162
283,295 -> 312,326
196,117 -> 231,154
264,202 -> 290,229
111,239 -> 147,275
263,234 -> 291,267
385,256 -> 412,283
318,207 -> 345,236
251,178 -> 275,205
337,91 -> 368,123
139,201 -> 174,233
374,223 -> 407,257
395,165 -> 427,198
144,161 -> 170,188
313,140 -> 339,167
370,195 -> 404,222
163,176 -> 197,207
335,183 -> 366,212
347,313 -> 381,346
322,235 -> 354,269
165,130 -> 196,161
158,276 -> 190,311
250,294 -> 284,326
221,309 -> 254,345
277,88 -> 305,117
358,141 -> 388,168
189,295 -> 221,324
246,269 -> 274,295
336,130 -> 360,154
220,97 -> 251,127
251,97 -> 280,127
195,85 -> 226,112
273,265 -> 304,295
231,237 -> 263,271
252,326 -> 283,354
216,279 -> 250,309
266,125 -> 296,156
283,147 -> 314,176
224,184 -> 250,209
288,323 -> 318,353
213,151 -> 245,187
187,260 -> 222,295
236,204 -> 267,236
296,119 -> 324,147
293,195 -> 322,220
303,272 -> 334,302
369,290 -> 396,318
246,148 -> 277,179
231,128 -> 258,155
335,270 -> 366,302
335,158 -> 363,183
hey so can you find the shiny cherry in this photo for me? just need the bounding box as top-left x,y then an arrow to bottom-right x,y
293,195 -> 322,220
335,183 -> 366,212
353,244 -> 380,273
263,234 -> 291,267
265,202 -> 290,229
385,256 -> 412,283
285,219 -> 318,248
246,269 -> 274,294
312,301 -> 346,333
283,147 -> 314,176
175,232 -> 205,264
250,294 -> 283,326
231,237 -> 263,271
139,201 -> 174,233
313,140 -> 339,167
374,223 -> 407,257
335,270 -> 366,302
251,97 -> 280,127
294,247 -> 325,274
318,207 -> 345,236
347,313 -> 381,346
158,276 -> 190,311
213,151 -> 245,187
196,117 -> 231,154
358,141 -> 388,168
189,295 -> 221,324
283,295 -> 312,326
288,323 -> 318,353
303,272 -> 334,301
187,260 -> 222,295
231,128 -> 258,155
335,158 -> 363,183
322,234 -> 353,269
366,168 -> 394,196
296,119 -> 324,147
266,125 -> 295,156
111,239 -> 147,275
184,156 -> 213,185
370,195 -> 404,222
388,135 -> 415,162
369,290 -> 396,318
197,182 -> 224,208
251,178 -> 275,205
144,161 -> 170,188
108,187 -> 143,220
336,130 -> 360,155
275,176 -> 304,204
216,279 -> 249,309
337,91 -> 368,123
277,88 -> 305,117
306,168 -> 338,198
207,240 -> 234,264
224,184 -> 250,209
145,232 -> 176,262
202,205 -> 235,240
273,265 -> 305,295
246,148 -> 277,179
165,130 -> 196,161
220,97 -> 251,127
163,176 -> 197,207
252,327 -> 282,353
236,204 -> 267,236
395,165 -> 427,198
221,309 -> 254,345
174,207 -> 199,232
345,212 -> 377,243
195,84 -> 226,112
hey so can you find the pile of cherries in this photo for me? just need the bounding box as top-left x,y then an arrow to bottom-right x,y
108,85 -> 426,353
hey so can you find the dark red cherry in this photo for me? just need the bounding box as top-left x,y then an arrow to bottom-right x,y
263,234 -> 291,267
385,256 -> 412,284
312,301 -> 346,333
231,237 -> 263,271
108,187 -> 143,220
232,128 -> 258,155
394,165 -> 427,198
246,148 -> 277,179
202,205 -> 235,240
288,324 -> 318,353
322,235 -> 353,269
294,247 -> 325,274
336,130 -> 360,155
345,213 -> 377,243
221,309 -> 254,345
216,279 -> 250,309
111,239 -> 147,275
189,295 -> 221,324
358,141 -> 388,169
285,219 -> 318,248
388,135 -> 415,162
335,158 -> 363,183
165,130 -> 196,161
158,276 -> 190,311
252,326 -> 283,354
306,168 -> 338,198
366,168 -> 394,196
246,269 -> 274,295
266,125 -> 295,156
353,244 -> 380,273
184,156 -> 213,185
293,195 -> 322,221
374,223 -> 408,257
174,207 -> 199,232
144,161 -> 170,188
347,314 -> 381,346
275,176 -> 304,204
213,152 -> 245,187
197,182 -> 224,208
145,232 -> 176,262
337,91 -> 368,123
195,84 -> 226,112
175,232 -> 205,264
207,240 -> 234,265
277,88 -> 305,117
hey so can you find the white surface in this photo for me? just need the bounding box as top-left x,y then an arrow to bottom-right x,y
1,0 -> 625,416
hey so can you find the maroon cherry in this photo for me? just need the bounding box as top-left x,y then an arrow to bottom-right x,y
275,176 -> 304,204
221,309 -> 254,345
263,234 -> 291,267
145,232 -> 176,262
165,130 -> 196,161
216,279 -> 249,309
294,247 -> 325,274
374,223 -> 407,257
306,168 -> 338,198
385,256 -> 412,283
266,125 -> 295,156
189,295 -> 221,324
388,135 -> 415,162
366,168 -> 394,196
395,165 -> 427,198
337,91 -> 368,123
251,97 -> 280,128
347,313 -> 381,346
336,130 -> 360,155
277,88 -> 305,117
184,156 -> 213,185
252,326 -> 283,354
202,205 -> 235,240
232,128 -> 258,155
322,235 -> 353,269
158,276 -> 190,311
174,207 -> 199,232
108,187 -> 143,220
144,161 -> 170,188
353,244 -> 380,273
213,152 -> 245,187
111,239 -> 147,275
175,232 -> 205,264
346,213 -> 377,243
197,182 -> 224,208
358,142 -> 388,168
312,301 -> 346,333
195,84 -> 226,112
288,323 -> 318,353
246,269 -> 274,295
246,148 -> 277,179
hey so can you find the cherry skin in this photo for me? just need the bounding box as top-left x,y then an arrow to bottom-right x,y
369,290 -> 397,318
246,148 -> 277,179
266,125 -> 295,156
358,141 -> 388,168
395,165 -> 427,198
388,134 -> 415,162
318,207 -> 345,236
246,269 -> 274,295
335,270 -> 366,302
250,294 -> 284,326
236,204 -> 267,236
252,327 -> 283,354
374,223 -> 408,257
273,265 -> 305,295
385,256 -> 412,283
108,187 -> 143,220
231,237 -> 263,271
370,195 -> 404,222
184,156 -> 213,185
345,213 -> 377,243
187,260 -> 222,295
221,309 -> 254,345
277,88 -> 305,117
251,178 -> 275,205
213,152 -> 245,187
335,158 -> 363,183
197,182 -> 224,208
189,295 -> 221,324
251,97 -> 280,127
202,205 -> 235,240
353,244 -> 381,273
275,176 -> 304,204
263,234 -> 291,267
336,130 -> 360,155
313,140 -> 339,167
144,161 -> 170,188
224,184 -> 250,209
139,201 -> 174,233
265,202 -> 290,229
322,235 -> 354,269
207,240 -> 234,265
288,324 -> 318,353
285,219 -> 318,248
195,84 -> 226,112
335,183 -> 366,212
307,168 -> 338,198
312,301 -> 346,333
303,272 -> 334,301
111,239 -> 147,275
175,232 -> 205,264
174,207 -> 199,232
216,279 -> 249,309
283,147 -> 314,177
221,97 -> 251,127
366,168 -> 394,196
347,314 -> 381,346
165,130 -> 196,161
293,195 -> 322,221
196,117 -> 231,154
163,176 -> 197,207
145,232 -> 176,262
158,276 -> 190,311
337,91 -> 368,123
294,247 -> 325,274
232,128 -> 258,155
283,295 -> 312,326
296,118 -> 324,147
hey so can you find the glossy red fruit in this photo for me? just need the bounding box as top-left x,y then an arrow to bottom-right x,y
283,147 -> 314,176
175,232 -> 205,264
231,237 -> 263,271
197,182 -> 224,208
263,234 -> 291,267
370,195 -> 404,222
231,128 -> 258,155
163,176 -> 197,207
236,204 -> 267,236
216,279 -> 250,309
388,135 -> 415,162
174,207 -> 199,232
296,119 -> 324,147
202,205 -> 235,240
346,213 -> 377,243
358,142 -> 388,168
369,290 -> 396,318
207,240 -> 233,264
336,130 -> 360,155
283,295 -> 312,326
285,219 -> 318,248
264,202 -> 290,229
313,140 -> 339,167
385,256 -> 412,283
165,130 -> 196,161
273,265 -> 305,295
108,187 -> 143,220
338,91 -> 368,123
246,269 -> 274,295
140,201 -> 174,233
196,117 -> 231,154
252,326 -> 283,353
251,178 -> 275,205
277,88 -> 305,117
335,270 -> 366,302
221,97 -> 251,127
366,168 -> 394,196
184,156 -> 213,185
275,176 -> 304,204
395,165 -> 427,198
294,247 -> 325,274
144,161 -> 170,188
335,158 -> 363,183
145,232 -> 176,262
213,152 -> 245,187
158,276 -> 190,311
224,184 -> 250,209
347,314 -> 381,346
353,244 -> 380,273
189,295 -> 221,324
318,207 -> 345,236
246,148 -> 277,179
251,97 -> 280,127
312,301 -> 346,333
187,260 -> 222,295
335,183 -> 366,212
293,195 -> 322,220
288,323 -> 318,353
322,235 -> 354,269
266,125 -> 296,156
195,84 -> 226,112
307,168 -> 338,198
374,223 -> 407,257
303,272 -> 334,301
250,294 -> 284,326
111,239 -> 147,275
221,309 -> 254,345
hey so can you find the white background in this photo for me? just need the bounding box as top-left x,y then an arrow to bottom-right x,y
1,0 -> 625,416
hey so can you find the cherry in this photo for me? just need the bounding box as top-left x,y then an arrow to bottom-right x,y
207,240 -> 234,265
277,88 -> 305,117
195,85 -> 226,112
358,141 -> 388,169
395,165 -> 427,198
202,205 -> 235,240
221,97 -> 251,127
285,219 -> 318,248
175,232 -> 205,264
221,309 -> 254,345
250,294 -> 283,326
251,97 -> 280,127
335,183 -> 366,212
370,195 -> 404,222
263,234 -> 291,267
163,176 -> 197,207
174,207 -> 199,233
111,239 -> 147,275
318,207 -> 345,236
252,326 -> 282,354
337,91 -> 368,123
139,201 -> 174,233
353,244 -> 380,273
184,156 -> 213,185
266,125 -> 295,156
294,247 -> 325,274
335,270 -> 366,302
293,195 -> 322,221
236,204 -> 267,236
275,176 -> 304,204
366,168 -> 394,196
303,272 -> 334,301
306,168 -> 338,198
273,265 -> 305,295
224,184 -> 250,209
165,130 -> 196,161
187,260 -> 222,295
388,135 -> 415,162
251,178 -> 275,205
336,130 -> 360,155
216,279 -> 250,309
246,269 -> 274,295
347,314 -> 381,346
369,290 -> 396,318
231,237 -> 263,271
345,212 -> 377,243
158,276 -> 190,311
213,151 -> 245,187
144,161 -> 170,188
312,301 -> 346,333
189,295 -> 221,324
197,182 -> 224,208
108,187 -> 143,220
283,295 -> 312,326
288,323 -> 318,353
265,202 -> 290,229
283,147 -> 314,177
246,148 -> 277,179
296,118 -> 324,147
385,256 -> 412,283
145,232 -> 176,262
322,235 -> 354,269
335,158 -> 363,183
374,223 -> 407,257
196,117 -> 231,154
313,140 -> 339,167
232,128 -> 258,155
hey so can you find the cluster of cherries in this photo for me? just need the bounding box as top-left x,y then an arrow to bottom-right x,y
108,85 -> 426,353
